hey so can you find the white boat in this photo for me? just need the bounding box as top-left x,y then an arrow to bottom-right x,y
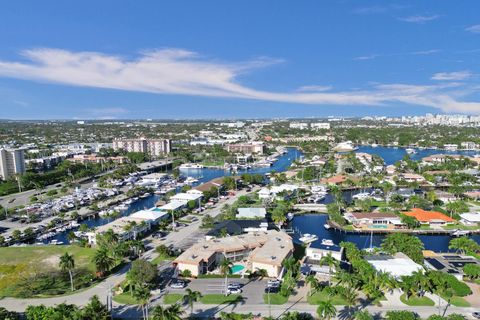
323,223 -> 331,230
299,233 -> 319,244
451,229 -> 471,237
406,148 -> 417,154
139,192 -> 151,199
185,177 -> 199,185
320,239 -> 334,246
287,212 -> 294,221
179,163 -> 204,169
124,199 -> 133,205
115,204 -> 128,210
50,239 -> 63,245
352,192 -> 371,200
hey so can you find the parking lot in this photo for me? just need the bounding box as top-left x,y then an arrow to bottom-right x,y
164,277 -> 269,304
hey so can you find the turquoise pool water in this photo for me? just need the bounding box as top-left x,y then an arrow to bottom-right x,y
371,225 -> 388,229
230,264 -> 245,274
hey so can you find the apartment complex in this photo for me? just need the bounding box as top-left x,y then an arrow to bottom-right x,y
0,148 -> 26,181
226,141 -> 265,154
112,138 -> 171,157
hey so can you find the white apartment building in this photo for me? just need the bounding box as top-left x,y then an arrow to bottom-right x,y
289,122 -> 309,130
113,138 -> 171,157
0,148 -> 26,181
311,122 -> 331,130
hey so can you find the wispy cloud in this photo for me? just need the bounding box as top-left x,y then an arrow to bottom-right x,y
353,4 -> 407,15
353,54 -> 379,61
466,25 -> 480,34
0,48 -> 479,114
399,14 -> 441,23
411,49 -> 440,55
297,85 -> 332,92
431,70 -> 473,81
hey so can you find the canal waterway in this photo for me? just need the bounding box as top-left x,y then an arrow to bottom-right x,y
49,146 -> 479,249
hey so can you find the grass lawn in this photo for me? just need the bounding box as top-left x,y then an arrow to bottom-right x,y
418,225 -> 432,230
442,224 -> 480,231
400,294 -> 435,306
151,253 -> 175,265
441,295 -> 470,307
113,292 -> 140,305
307,290 -> 347,305
163,293 -> 183,304
0,245 -> 97,298
199,294 -> 243,304
263,293 -> 289,305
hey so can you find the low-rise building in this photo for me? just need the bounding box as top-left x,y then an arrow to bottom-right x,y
344,212 -> 403,230
403,208 -> 455,226
460,213 -> 480,226
366,252 -> 424,279
205,219 -> 271,240
424,251 -> 480,280
226,141 -> 265,155
173,230 -> 293,278
237,207 -> 267,219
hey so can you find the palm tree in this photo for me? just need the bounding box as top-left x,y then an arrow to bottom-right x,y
305,275 -> 320,297
342,285 -> 358,308
93,246 -> 115,277
354,310 -> 373,320
152,303 -> 184,320
316,300 -> 336,320
59,252 -> 75,291
133,285 -> 151,320
219,258 -> 233,296
183,289 -> 202,316
320,253 -> 338,286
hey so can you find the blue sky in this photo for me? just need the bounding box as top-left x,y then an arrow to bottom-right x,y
0,1 -> 479,119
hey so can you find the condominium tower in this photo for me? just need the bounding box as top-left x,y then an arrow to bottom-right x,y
0,148 -> 26,181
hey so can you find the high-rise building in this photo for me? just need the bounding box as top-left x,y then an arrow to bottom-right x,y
0,148 -> 26,181
112,138 -> 171,157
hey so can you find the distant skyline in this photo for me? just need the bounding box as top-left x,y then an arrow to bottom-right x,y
0,1 -> 480,119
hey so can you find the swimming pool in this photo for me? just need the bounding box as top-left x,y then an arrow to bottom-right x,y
230,264 -> 245,274
371,225 -> 388,229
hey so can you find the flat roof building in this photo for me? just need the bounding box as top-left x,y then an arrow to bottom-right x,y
0,148 -> 25,181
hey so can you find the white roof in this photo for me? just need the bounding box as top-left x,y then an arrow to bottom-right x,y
158,201 -> 186,211
460,213 -> 480,222
171,192 -> 202,202
366,253 -> 423,278
237,207 -> 267,218
130,209 -> 169,221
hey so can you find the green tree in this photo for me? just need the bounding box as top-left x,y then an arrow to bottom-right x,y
151,303 -> 184,320
133,285 -> 151,320
183,288 -> 202,316
316,300 -> 336,320
126,259 -> 157,295
381,233 -> 424,263
93,247 -> 115,277
354,310 -> 373,320
59,252 -> 75,291
319,252 -> 338,286
219,258 -> 233,296
82,295 -> 110,320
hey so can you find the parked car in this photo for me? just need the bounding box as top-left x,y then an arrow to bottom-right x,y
264,286 -> 280,293
267,279 -> 281,287
169,279 -> 187,289
226,287 -> 242,294
227,283 -> 243,290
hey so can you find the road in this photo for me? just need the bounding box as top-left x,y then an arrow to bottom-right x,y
0,187 -> 255,313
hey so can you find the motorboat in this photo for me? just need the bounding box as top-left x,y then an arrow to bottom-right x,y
299,233 -> 319,244
451,229 -> 471,237
179,163 -> 204,169
50,239 -> 63,245
287,212 -> 294,221
139,192 -> 151,199
352,192 -> 371,200
323,223 -> 331,230
320,239 -> 334,246
406,148 -> 417,154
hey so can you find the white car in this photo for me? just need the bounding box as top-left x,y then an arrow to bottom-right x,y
226,287 -> 242,294
169,280 -> 187,289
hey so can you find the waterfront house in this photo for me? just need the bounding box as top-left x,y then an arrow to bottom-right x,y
460,213 -> 480,226
403,208 -> 455,226
173,230 -> 293,278
366,252 -> 424,279
344,212 -> 403,230
237,207 -> 267,219
399,173 -> 426,184
305,241 -> 343,262
321,175 -> 347,185
464,190 -> 480,200
424,250 -> 480,280
434,190 -> 457,203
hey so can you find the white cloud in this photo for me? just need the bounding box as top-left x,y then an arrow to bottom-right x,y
399,14 -> 441,23
353,54 -> 379,61
466,25 -> 480,34
431,70 -> 473,81
0,48 -> 479,114
411,49 -> 440,55
297,85 -> 332,92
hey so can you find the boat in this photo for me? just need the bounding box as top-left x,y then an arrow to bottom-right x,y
451,229 -> 471,237
299,233 -> 319,244
405,148 -> 417,154
352,192 -> 371,200
50,239 -> 63,245
287,212 -> 294,221
115,204 -> 128,210
139,192 -> 151,199
124,198 -> 134,205
320,239 -> 334,246
323,223 -> 331,230
185,177 -> 199,185
179,163 -> 204,169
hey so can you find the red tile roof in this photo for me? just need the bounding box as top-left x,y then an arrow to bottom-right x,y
403,208 -> 455,223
